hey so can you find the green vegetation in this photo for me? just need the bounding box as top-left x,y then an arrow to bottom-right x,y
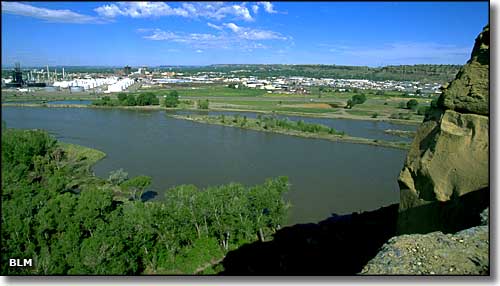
406,99 -> 419,111
120,175 -> 152,201
163,90 -> 180,107
3,83 -> 429,125
172,114 -> 410,149
176,114 -> 345,136
241,114 -> 343,135
173,85 -> 267,97
92,92 -> 159,107
389,113 -> 413,120
345,94 -> 367,109
417,105 -> 430,115
197,99 -> 209,109
1,128 -> 290,275
108,168 -> 129,185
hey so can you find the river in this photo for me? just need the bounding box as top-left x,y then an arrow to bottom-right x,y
2,106 -> 409,225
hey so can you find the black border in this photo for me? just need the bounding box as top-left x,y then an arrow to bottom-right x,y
0,0 -> 494,283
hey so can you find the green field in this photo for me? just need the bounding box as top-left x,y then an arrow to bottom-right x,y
2,84 -> 433,125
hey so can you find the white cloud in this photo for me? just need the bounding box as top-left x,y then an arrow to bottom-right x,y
95,2 -> 254,21
260,2 -> 277,13
224,22 -> 241,33
95,2 -> 188,18
252,5 -> 259,14
138,28 -> 226,49
207,22 -> 223,30
138,23 -> 289,49
2,2 -> 102,24
224,22 -> 287,40
196,49 -> 203,53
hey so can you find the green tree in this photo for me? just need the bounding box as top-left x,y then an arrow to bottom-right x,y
136,93 -> 159,106
125,94 -> 136,106
345,94 -> 366,109
406,99 -> 419,110
121,175 -> 152,200
352,94 -> 367,105
108,169 -> 128,185
164,91 -> 180,107
117,93 -> 127,102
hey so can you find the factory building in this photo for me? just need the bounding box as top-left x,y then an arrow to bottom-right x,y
124,66 -> 132,75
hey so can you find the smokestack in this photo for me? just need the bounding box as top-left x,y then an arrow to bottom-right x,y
46,65 -> 50,81
62,68 -> 65,79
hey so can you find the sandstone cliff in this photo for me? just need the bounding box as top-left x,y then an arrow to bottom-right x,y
397,25 -> 489,234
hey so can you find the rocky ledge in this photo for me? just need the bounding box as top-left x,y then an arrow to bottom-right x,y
361,208 -> 489,275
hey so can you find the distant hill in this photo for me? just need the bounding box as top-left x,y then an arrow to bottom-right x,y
168,64 -> 462,83
2,64 -> 462,83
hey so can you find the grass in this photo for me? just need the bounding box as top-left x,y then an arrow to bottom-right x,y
156,85 -> 268,97
58,141 -> 106,166
276,107 -> 338,114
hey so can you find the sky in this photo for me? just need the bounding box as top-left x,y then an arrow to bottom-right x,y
1,1 -> 489,67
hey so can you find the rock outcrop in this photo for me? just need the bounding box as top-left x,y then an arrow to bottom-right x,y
397,25 -> 489,234
361,209 -> 489,275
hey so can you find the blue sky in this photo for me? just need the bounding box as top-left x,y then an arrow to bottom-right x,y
1,1 -> 489,67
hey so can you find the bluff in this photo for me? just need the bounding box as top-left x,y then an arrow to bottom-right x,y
361,25 -> 490,275
397,25 -> 489,234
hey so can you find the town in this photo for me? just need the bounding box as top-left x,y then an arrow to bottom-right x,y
2,63 -> 445,97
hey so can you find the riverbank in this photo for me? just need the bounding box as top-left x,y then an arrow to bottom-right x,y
1,102 -> 422,126
168,114 -> 411,150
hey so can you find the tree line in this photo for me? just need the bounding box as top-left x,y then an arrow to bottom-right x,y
92,92 -> 159,106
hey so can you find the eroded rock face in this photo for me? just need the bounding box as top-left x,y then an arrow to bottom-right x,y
440,25 -> 489,115
397,25 -> 489,234
399,110 -> 489,209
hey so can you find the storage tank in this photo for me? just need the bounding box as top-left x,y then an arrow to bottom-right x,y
70,86 -> 84,92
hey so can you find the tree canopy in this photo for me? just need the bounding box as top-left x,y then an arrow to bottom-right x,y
1,129 -> 290,275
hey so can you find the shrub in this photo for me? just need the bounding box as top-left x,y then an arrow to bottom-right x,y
390,113 -> 412,120
125,94 -> 136,106
164,91 -> 179,108
117,93 -> 127,102
352,94 -> 367,105
108,169 -> 129,185
406,99 -> 419,110
197,99 -> 209,110
346,94 -> 366,109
